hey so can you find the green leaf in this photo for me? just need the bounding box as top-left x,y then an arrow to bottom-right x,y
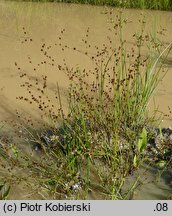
156,160 -> 166,169
159,127 -> 164,142
0,182 -> 10,200
47,179 -> 57,186
9,144 -> 18,158
137,127 -> 147,153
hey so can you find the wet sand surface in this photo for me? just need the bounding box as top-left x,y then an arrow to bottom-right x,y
0,1 -> 172,199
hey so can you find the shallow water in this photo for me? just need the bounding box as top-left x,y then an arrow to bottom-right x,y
0,0 -> 172,199
122,165 -> 172,200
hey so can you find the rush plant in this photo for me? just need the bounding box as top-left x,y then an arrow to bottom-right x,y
0,10 -> 171,199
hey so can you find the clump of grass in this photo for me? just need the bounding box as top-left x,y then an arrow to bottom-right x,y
10,0 -> 172,11
0,11 -> 171,199
58,13 -> 171,198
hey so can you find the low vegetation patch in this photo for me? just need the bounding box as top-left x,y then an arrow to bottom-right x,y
9,0 -> 172,11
